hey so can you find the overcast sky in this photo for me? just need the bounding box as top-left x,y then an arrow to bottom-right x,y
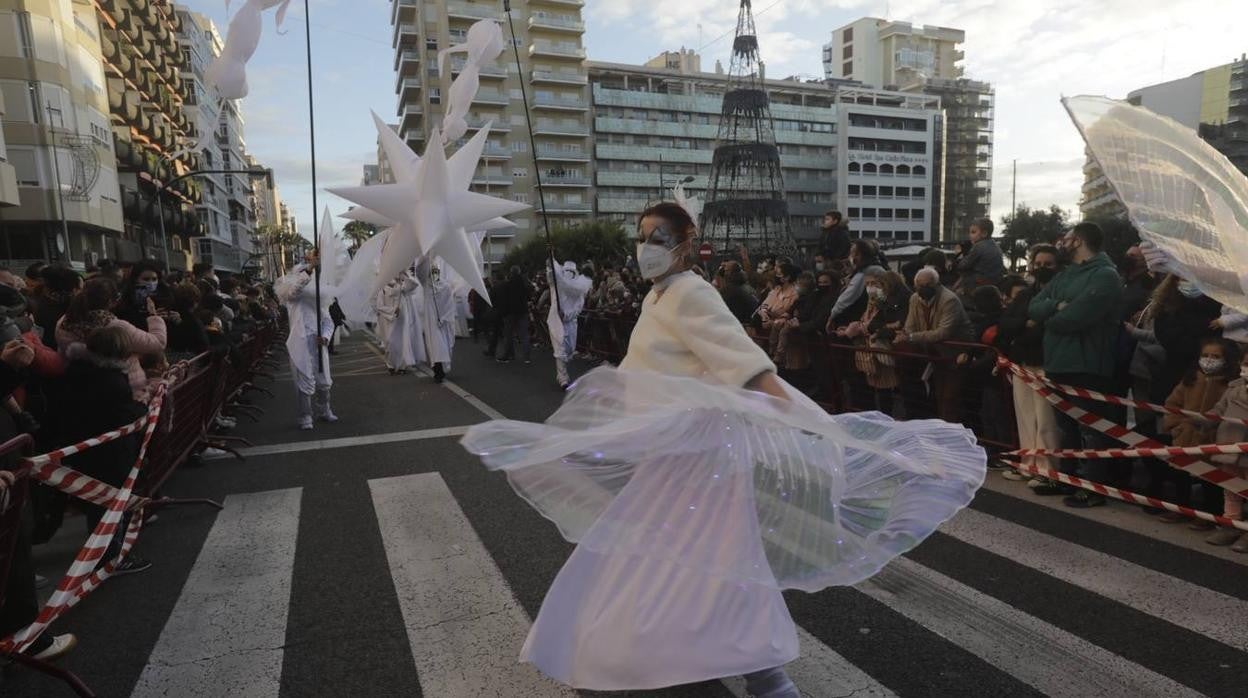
176,0 -> 1248,238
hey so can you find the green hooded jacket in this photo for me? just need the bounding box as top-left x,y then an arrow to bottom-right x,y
1028,252 -> 1123,377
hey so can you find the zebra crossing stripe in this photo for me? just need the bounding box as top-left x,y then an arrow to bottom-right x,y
130,488 -> 302,698
368,473 -> 574,696
721,627 -> 897,698
857,557 -> 1205,698
942,508 -> 1248,652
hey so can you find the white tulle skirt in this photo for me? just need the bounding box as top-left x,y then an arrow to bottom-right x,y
461,367 -> 986,690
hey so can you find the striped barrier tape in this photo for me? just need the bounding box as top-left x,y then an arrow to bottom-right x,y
0,382 -> 167,654
1014,442 -> 1248,461
999,358 -> 1248,426
1000,358 -> 1248,501
1002,459 -> 1248,533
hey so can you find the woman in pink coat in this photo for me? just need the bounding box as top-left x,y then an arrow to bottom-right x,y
56,277 -> 167,403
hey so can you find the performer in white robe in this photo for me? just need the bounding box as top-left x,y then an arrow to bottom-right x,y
374,280 -> 400,355
386,271 -> 427,374
546,260 -> 592,389
274,255 -> 335,430
419,262 -> 456,383
463,203 -> 986,695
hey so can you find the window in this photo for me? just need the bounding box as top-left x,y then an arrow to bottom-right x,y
8,148 -> 39,186
847,184 -> 860,197
863,163 -> 877,173
912,209 -> 925,220
429,87 -> 440,104
512,167 -> 528,178
896,209 -> 910,219
511,140 -> 527,152
912,187 -> 925,197
842,61 -> 852,77
862,185 -> 876,197
879,209 -> 892,220
425,38 -> 438,51
848,207 -> 860,218
842,45 -> 852,60
913,165 -> 926,176
847,162 -> 860,173
896,187 -> 910,197
843,27 -> 853,42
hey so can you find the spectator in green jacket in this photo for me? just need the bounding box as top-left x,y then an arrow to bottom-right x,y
1028,222 -> 1125,508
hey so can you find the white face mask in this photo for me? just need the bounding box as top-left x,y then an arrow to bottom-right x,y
867,286 -> 885,301
1198,357 -> 1225,375
637,243 -> 676,280
1241,366 -> 1248,380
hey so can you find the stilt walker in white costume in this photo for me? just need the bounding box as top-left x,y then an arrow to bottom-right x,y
418,260 -> 455,383
374,279 -> 400,355
275,251 -> 336,431
547,260 -> 591,390
386,270 -> 427,375
463,202 -> 986,696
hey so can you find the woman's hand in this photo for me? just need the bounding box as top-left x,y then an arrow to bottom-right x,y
146,297 -> 157,316
1,340 -> 34,369
746,371 -> 790,402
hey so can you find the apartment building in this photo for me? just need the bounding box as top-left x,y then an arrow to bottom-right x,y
588,60 -> 840,245
0,0 -> 124,269
922,77 -> 993,240
823,18 -> 965,89
391,0 -> 592,263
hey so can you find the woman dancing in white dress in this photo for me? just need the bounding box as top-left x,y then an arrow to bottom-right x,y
463,202 -> 987,696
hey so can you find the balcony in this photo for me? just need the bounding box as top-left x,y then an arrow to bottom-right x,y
451,58 -> 506,78
528,14 -> 584,33
533,121 -> 589,136
396,76 -> 422,98
595,171 -> 706,188
396,49 -> 420,75
530,69 -> 588,86
535,145 -> 590,161
539,200 -> 592,213
398,104 -> 422,131
533,0 -> 584,5
471,174 -> 513,187
466,117 -> 510,133
392,0 -> 417,24
537,174 -> 591,187
480,143 -> 512,159
392,22 -> 418,49
447,2 -> 500,20
597,198 -> 649,214
533,93 -> 588,111
472,89 -> 510,105
529,41 -> 586,60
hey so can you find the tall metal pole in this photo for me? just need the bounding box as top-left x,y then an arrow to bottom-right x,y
156,194 -> 170,269
1011,158 -> 1017,215
503,0 -> 561,319
303,0 -> 324,373
45,104 -> 71,263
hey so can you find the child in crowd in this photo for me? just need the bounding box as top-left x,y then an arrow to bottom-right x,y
1207,348 -> 1248,551
1159,338 -> 1241,526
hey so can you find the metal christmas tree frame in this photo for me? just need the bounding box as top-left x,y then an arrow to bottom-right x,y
699,0 -> 796,257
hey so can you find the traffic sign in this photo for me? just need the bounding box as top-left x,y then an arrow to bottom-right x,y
698,242 -> 713,262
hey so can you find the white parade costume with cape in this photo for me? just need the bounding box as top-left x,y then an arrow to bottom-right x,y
462,271 -> 986,691
274,265 -> 334,426
546,260 -> 592,385
386,274 -> 427,371
420,270 -> 456,371
374,281 -> 400,353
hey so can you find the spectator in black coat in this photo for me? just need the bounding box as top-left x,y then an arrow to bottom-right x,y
818,210 -> 851,266
33,264 -> 81,351
1151,275 -> 1223,405
716,261 -> 759,324
495,266 -> 533,363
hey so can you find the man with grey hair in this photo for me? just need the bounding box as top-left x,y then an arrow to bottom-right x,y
898,266 -> 973,422
956,217 -> 1006,295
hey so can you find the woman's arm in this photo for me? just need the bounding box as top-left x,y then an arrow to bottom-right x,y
746,370 -> 790,402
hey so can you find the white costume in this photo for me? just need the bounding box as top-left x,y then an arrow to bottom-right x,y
374,281 -> 400,352
274,265 -> 334,429
463,271 -> 986,692
546,260 -> 592,386
453,285 -> 471,338
386,273 -> 427,371
420,266 -> 455,374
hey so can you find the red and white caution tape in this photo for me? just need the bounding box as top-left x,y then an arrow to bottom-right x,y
1004,460 -> 1248,532
1014,442 -> 1248,462
999,358 -> 1248,499
1003,359 -> 1248,426
0,383 -> 167,654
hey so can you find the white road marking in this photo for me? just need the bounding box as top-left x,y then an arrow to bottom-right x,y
368,473 -> 574,696
942,507 -> 1248,653
721,627 -> 897,697
202,426 -> 474,459
131,488 -> 302,698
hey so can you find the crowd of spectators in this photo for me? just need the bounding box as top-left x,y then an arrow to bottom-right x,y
0,259 -> 282,662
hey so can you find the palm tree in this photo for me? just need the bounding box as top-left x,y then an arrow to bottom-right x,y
342,220 -> 378,253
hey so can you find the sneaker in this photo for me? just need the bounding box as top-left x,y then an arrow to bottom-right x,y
524,359 -> 532,365
496,357 -> 512,364
298,417 -> 314,431
986,460 -> 1009,471
26,633 -> 76,661
201,447 -> 229,459
1063,491 -> 1106,508
1001,469 -> 1027,481
1158,511 -> 1188,523
1232,534 -> 1248,553
1188,520 -> 1216,532
1027,477 -> 1046,489
111,557 -> 153,576
1032,482 -> 1073,496
1207,528 -> 1244,546
34,574 -> 50,590
318,411 -> 339,423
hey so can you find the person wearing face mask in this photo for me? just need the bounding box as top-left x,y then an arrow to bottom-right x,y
896,267 -> 974,422
1157,338 -> 1241,526
826,239 -> 887,330
1028,223 -> 1127,506
462,201 -> 986,697
56,277 -> 167,404
547,260 -> 593,390
1206,351 -> 1248,551
274,251 -> 335,430
998,245 -> 1062,483
116,260 -> 174,330
1150,275 -> 1223,409
418,261 -> 455,384
716,261 -> 759,324
838,270 -> 909,416
758,263 -> 801,360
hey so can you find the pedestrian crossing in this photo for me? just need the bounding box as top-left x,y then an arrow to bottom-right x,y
109,472 -> 1245,698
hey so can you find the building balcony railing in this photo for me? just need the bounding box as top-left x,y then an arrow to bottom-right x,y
537,175 -> 591,187
451,58 -> 506,78
533,0 -> 585,6
531,69 -> 588,85
538,201 -> 592,213
528,14 -> 585,32
533,121 -> 590,136
480,144 -> 512,159
396,76 -> 422,96
392,0 -> 417,25
472,174 -> 514,186
529,41 -> 586,59
533,93 -> 588,110
472,89 -> 510,105
447,2 -> 500,20
393,22 -> 418,49
396,49 -> 420,75
535,145 -> 591,161
466,117 -> 511,132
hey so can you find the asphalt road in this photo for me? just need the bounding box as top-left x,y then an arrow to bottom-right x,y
5,333 -> 1246,697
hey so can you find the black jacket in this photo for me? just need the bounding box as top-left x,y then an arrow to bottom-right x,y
797,287 -> 838,335
60,353 -> 147,484
498,276 -> 532,317
819,224 -> 851,261
866,288 -> 910,340
721,284 -> 759,324
998,285 -> 1046,367
1152,295 -> 1222,401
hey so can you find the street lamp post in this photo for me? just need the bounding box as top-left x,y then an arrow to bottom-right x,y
154,167 -> 272,271
45,103 -> 71,263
